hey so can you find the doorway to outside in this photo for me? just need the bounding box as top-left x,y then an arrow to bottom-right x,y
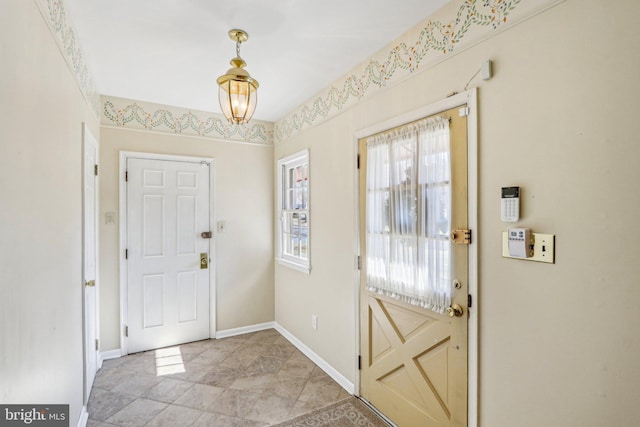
356,90 -> 478,427
120,152 -> 215,355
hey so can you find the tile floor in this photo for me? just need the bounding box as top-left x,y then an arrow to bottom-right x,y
87,329 -> 351,426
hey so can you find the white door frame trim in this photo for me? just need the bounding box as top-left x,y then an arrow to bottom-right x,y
352,88 -> 478,427
118,151 -> 217,355
82,123 -> 100,403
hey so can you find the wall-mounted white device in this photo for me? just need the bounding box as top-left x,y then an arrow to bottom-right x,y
481,60 -> 492,80
507,227 -> 532,258
502,231 -> 555,263
501,186 -> 520,222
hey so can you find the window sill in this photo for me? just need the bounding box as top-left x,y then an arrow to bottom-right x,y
276,258 -> 311,274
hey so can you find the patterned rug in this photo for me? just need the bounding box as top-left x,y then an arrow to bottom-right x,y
273,397 -> 390,427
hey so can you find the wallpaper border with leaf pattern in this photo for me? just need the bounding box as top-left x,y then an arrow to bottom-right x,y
274,0 -> 565,143
101,96 -> 274,145
35,0 -> 100,117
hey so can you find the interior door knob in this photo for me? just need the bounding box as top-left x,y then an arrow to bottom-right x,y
446,304 -> 464,317
200,252 -> 208,269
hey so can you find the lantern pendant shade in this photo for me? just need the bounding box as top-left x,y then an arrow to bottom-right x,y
217,30 -> 259,124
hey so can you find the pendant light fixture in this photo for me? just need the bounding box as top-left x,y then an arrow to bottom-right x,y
217,29 -> 259,124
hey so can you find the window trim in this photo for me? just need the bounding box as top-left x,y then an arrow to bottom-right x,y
276,149 -> 310,273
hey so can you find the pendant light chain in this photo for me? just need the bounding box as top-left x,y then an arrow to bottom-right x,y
236,40 -> 241,57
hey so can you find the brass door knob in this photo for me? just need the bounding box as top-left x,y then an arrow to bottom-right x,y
446,304 -> 463,317
200,253 -> 209,269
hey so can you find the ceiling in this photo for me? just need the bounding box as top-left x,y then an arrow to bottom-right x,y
64,0 -> 449,122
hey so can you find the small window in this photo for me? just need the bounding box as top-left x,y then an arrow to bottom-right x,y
277,150 -> 310,273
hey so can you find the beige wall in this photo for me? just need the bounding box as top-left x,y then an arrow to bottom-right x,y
99,127 -> 274,350
274,1 -> 640,425
0,1 -> 100,424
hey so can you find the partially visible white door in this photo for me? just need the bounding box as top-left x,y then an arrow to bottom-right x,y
126,157 -> 211,354
83,124 -> 99,402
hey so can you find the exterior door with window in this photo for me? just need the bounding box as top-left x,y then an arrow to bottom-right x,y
126,156 -> 211,354
359,106 -> 469,426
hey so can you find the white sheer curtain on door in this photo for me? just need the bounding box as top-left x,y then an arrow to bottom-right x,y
365,116 -> 452,314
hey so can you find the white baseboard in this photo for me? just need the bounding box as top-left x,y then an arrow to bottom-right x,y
216,321 -> 276,339
96,322 -> 355,396
99,348 -> 123,362
76,405 -> 89,427
275,323 -> 355,394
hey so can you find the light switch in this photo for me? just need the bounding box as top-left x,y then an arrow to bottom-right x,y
217,220 -> 226,233
105,212 -> 116,224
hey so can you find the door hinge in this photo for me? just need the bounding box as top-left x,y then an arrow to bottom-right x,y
358,355 -> 361,370
125,170 -> 128,182
468,294 -> 473,308
459,107 -> 470,117
357,256 -> 361,270
94,164 -> 99,176
451,229 -> 472,245
125,249 -> 128,260
357,154 -> 360,169
95,339 -> 99,351
124,326 -> 128,337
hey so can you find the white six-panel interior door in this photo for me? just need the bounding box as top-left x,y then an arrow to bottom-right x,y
125,155 -> 212,354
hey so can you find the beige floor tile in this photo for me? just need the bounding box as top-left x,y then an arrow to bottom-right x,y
228,374 -> 275,393
279,357 -> 316,378
232,342 -> 273,358
196,347 -> 233,364
297,375 -> 343,406
87,388 -> 136,422
287,399 -> 332,419
207,338 -> 247,352
110,372 -> 163,397
143,378 -> 194,403
288,350 -> 313,363
168,359 -> 217,383
244,394 -> 296,424
89,330 -> 361,426
243,355 -> 285,377
93,368 -> 134,391
199,366 -> 243,388
146,404 -> 203,427
174,384 -> 226,411
206,389 -> 261,418
179,344 -> 208,362
117,352 -> 155,372
264,374 -> 308,400
105,398 -> 167,426
261,343 -> 296,360
193,412 -> 267,427
245,330 -> 281,344
219,352 -> 260,370
100,357 -> 128,370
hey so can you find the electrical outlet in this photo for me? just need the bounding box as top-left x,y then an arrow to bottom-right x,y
311,315 -> 318,330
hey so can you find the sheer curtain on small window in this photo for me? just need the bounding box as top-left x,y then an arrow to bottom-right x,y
365,116 -> 451,313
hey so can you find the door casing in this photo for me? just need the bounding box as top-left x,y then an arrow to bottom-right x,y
353,89 -> 478,426
82,123 -> 99,403
118,151 -> 217,355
